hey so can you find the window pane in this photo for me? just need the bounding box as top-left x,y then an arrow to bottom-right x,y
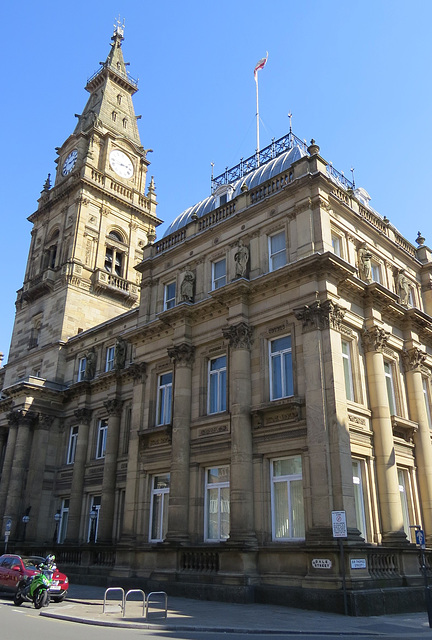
291,479 -> 305,538
274,481 -> 289,539
271,354 -> 283,399
207,487 -> 219,539
283,351 -> 293,396
220,486 -> 230,539
273,457 -> 302,477
271,336 -> 291,353
151,493 -> 163,540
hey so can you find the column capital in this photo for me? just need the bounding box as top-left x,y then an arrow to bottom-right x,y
168,343 -> 195,365
402,347 -> 427,372
104,399 -> 123,416
38,414 -> 55,430
222,322 -> 254,349
129,361 -> 147,381
7,409 -> 38,428
361,325 -> 390,353
74,408 -> 93,424
294,299 -> 345,333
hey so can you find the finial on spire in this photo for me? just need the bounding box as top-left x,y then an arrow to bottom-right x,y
113,15 -> 125,38
288,111 -> 292,132
350,167 -> 356,188
42,173 -> 51,193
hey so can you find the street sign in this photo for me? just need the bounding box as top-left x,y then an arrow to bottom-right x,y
5,518 -> 11,532
415,529 -> 426,549
331,510 -> 347,538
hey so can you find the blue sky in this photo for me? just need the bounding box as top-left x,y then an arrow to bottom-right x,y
1,1 -> 432,363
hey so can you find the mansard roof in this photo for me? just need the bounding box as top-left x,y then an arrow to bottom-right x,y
163,135 -> 308,237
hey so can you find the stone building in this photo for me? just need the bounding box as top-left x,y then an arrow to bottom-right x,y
1,26 -> 432,614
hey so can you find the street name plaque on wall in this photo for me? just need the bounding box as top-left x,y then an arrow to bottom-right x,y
350,559 -> 367,569
312,559 -> 332,569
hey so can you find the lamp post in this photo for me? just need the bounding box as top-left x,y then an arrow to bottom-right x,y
22,515 -> 30,542
53,511 -> 61,543
89,509 -> 97,543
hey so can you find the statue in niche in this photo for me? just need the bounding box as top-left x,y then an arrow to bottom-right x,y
114,337 -> 127,370
396,270 -> 410,306
85,348 -> 96,380
180,271 -> 195,302
358,243 -> 372,283
234,239 -> 249,278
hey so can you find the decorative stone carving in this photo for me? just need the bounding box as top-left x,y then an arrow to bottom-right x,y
114,337 -> 127,370
402,347 -> 427,372
104,399 -> 123,416
180,271 -> 195,302
74,408 -> 93,424
129,362 -> 147,381
222,322 -> 254,349
234,240 -> 249,278
358,242 -> 373,283
39,414 -> 55,429
85,347 -> 96,380
168,343 -> 195,365
294,300 -> 345,332
396,270 -> 410,307
7,410 -> 38,427
361,326 -> 390,353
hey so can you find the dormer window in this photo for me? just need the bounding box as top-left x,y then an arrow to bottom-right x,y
213,184 -> 234,209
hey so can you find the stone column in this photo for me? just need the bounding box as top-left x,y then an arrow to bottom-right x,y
222,322 -> 257,547
65,408 -> 92,543
0,420 -> 18,525
3,410 -> 37,539
97,399 -> 123,543
164,343 -> 195,544
0,427 -> 8,475
362,326 -> 407,544
24,414 -> 53,542
122,363 -> 147,542
402,347 -> 432,544
295,300 -> 359,541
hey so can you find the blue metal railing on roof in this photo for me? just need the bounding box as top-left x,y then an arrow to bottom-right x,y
211,131 -> 309,192
326,163 -> 354,190
87,63 -> 138,89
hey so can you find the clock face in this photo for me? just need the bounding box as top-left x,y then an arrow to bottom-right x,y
109,149 -> 134,178
62,149 -> 78,176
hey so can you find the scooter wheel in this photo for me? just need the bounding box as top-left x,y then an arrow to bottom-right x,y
13,591 -> 23,606
34,589 -> 48,609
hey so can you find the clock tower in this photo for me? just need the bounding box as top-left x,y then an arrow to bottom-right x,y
4,23 -> 160,387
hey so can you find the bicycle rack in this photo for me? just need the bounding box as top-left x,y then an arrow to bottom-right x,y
145,591 -> 168,619
123,589 -> 146,618
103,587 -> 125,614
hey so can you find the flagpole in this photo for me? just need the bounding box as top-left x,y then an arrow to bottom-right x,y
256,73 -> 260,167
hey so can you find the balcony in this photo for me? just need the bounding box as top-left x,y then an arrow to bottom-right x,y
92,269 -> 139,304
22,269 -> 57,302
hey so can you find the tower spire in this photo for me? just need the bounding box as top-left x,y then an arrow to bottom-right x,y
73,22 -> 141,146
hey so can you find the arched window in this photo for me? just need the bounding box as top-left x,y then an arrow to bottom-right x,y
117,94 -> 122,105
112,111 -> 117,122
123,118 -> 128,129
105,231 -> 125,278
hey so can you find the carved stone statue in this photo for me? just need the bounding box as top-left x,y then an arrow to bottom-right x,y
85,348 -> 96,380
114,337 -> 127,370
397,270 -> 410,306
234,239 -> 249,278
180,271 -> 195,302
358,243 -> 372,283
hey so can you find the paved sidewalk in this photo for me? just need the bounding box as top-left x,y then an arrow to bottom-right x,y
38,584 -> 432,637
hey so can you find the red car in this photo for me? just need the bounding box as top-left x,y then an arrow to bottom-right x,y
0,554 -> 69,602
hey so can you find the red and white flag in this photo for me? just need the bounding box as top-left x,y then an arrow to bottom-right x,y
254,52 -> 268,80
